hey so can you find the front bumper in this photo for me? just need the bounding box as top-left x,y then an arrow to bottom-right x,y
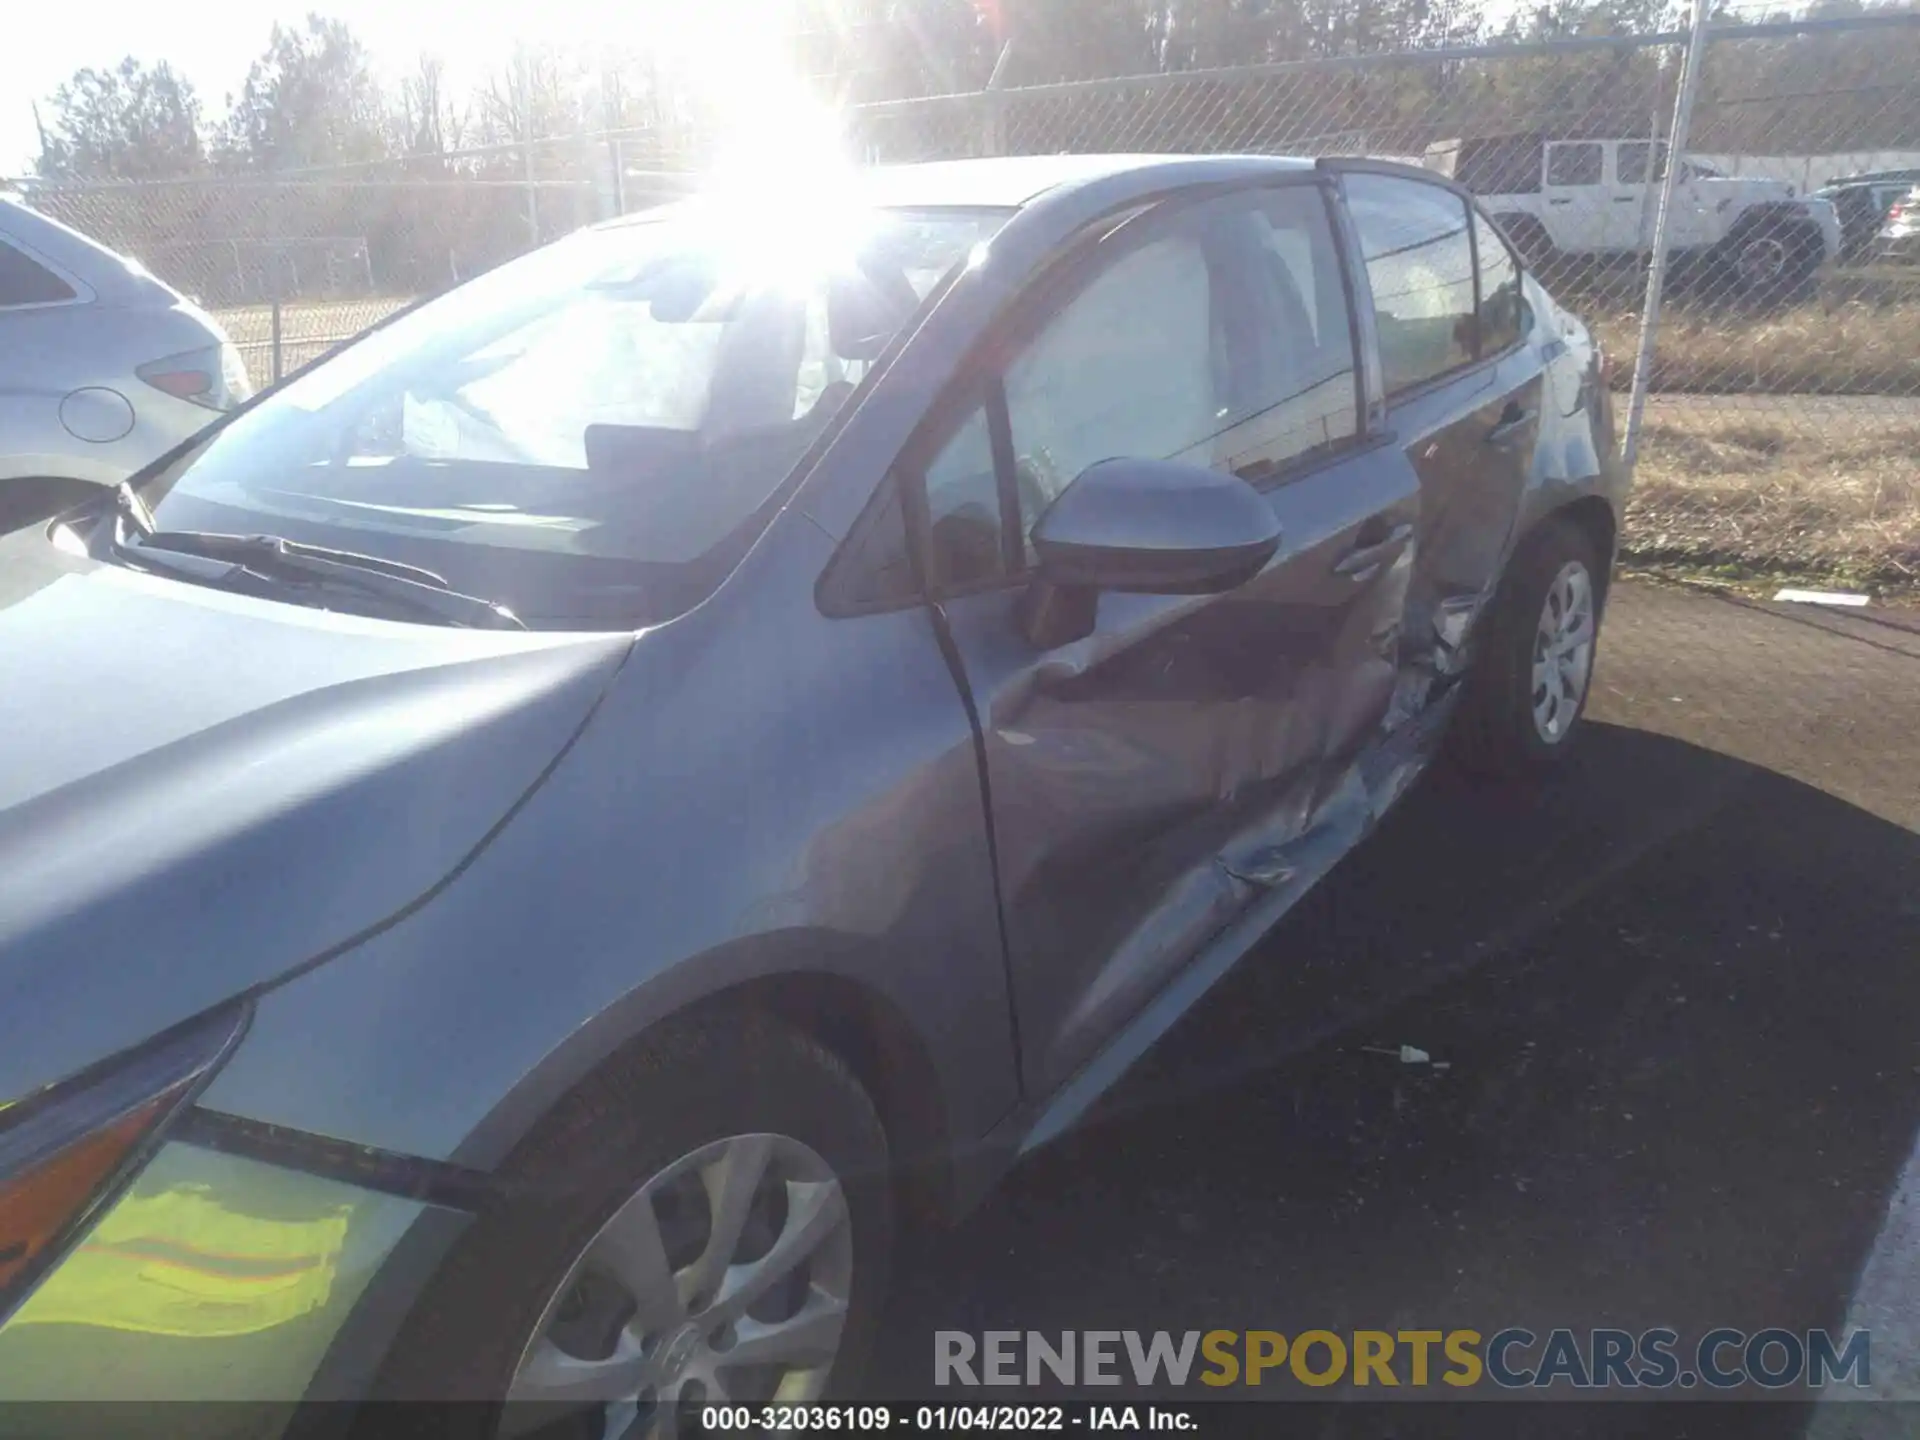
0,1136 -> 437,1428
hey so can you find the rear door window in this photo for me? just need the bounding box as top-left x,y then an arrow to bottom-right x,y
1472,210 -> 1528,355
1344,174 -> 1477,397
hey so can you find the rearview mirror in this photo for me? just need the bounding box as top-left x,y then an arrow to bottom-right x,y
1030,457 -> 1282,596
828,264 -> 919,362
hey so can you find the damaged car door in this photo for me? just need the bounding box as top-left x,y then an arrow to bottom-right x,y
915,182 -> 1420,1097
1339,169 -> 1542,680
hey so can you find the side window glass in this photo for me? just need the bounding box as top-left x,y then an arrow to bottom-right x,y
1003,233 -> 1220,555
1223,190 -> 1360,480
1617,142 -> 1668,186
0,240 -> 78,307
1473,210 -> 1528,355
1546,143 -> 1603,187
1345,174 -> 1476,396
923,401 -> 1007,590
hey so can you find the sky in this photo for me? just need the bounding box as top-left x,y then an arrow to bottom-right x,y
1,0 -> 782,176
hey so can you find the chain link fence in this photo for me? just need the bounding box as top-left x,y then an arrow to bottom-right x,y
9,9 -> 1919,585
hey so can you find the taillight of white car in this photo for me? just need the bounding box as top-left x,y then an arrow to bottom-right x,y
135,343 -> 254,412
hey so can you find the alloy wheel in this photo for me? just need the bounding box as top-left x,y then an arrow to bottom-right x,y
1530,560 -> 1595,744
505,1133 -> 854,1438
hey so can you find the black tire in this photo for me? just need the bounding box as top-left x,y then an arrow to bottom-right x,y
368,1011 -> 894,1422
1448,516 -> 1604,779
1722,217 -> 1823,303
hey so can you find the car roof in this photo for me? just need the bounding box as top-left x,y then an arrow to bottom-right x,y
1826,167 -> 1920,187
611,153 -> 1319,225
845,153 -> 1315,208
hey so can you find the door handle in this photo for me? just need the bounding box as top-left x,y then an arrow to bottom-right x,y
1485,405 -> 1538,450
1612,196 -> 1638,203
1332,522 -> 1413,581
1548,197 -> 1573,205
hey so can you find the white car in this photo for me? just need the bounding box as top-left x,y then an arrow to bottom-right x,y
1,194 -> 251,531
1426,135 -> 1842,296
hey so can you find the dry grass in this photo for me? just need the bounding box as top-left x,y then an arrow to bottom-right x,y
1626,411 -> 1920,592
1592,298 -> 1920,396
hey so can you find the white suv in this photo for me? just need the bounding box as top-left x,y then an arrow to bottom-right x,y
1426,135 -> 1842,297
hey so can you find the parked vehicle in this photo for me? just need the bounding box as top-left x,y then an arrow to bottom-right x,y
1427,134 -> 1841,297
0,194 -> 250,533
1816,171 -> 1920,262
0,154 -> 1628,1421
1876,186 -> 1920,263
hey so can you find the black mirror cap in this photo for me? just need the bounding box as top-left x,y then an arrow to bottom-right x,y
1030,457 -> 1282,596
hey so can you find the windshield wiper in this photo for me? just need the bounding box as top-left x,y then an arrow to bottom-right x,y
104,483 -> 526,630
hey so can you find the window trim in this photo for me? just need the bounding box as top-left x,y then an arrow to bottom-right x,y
0,232 -> 93,313
1332,166 -> 1486,406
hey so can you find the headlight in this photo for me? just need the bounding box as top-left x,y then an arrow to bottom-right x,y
0,1005 -> 247,1316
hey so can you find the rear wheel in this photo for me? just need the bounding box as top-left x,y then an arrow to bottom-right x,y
370,1014 -> 893,1435
1449,517 -> 1603,778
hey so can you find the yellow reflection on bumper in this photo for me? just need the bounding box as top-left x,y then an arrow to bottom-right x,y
0,1138 -> 432,1404
9,1179 -> 350,1337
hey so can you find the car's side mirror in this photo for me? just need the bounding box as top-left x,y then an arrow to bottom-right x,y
1032,456 -> 1281,593
1018,457 -> 1282,648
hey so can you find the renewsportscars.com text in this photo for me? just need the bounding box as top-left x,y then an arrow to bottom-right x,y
934,1328 -> 1870,1390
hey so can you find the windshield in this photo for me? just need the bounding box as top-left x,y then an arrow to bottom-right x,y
143,203 -> 1008,628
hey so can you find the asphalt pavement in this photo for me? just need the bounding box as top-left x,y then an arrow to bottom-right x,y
868,579 -> 1920,1432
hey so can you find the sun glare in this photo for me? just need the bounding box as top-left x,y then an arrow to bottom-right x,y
636,0 -> 870,292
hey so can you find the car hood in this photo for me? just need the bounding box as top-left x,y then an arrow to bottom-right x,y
0,541 -> 634,1102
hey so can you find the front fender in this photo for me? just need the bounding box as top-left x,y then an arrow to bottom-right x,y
195,513 -> 1017,1180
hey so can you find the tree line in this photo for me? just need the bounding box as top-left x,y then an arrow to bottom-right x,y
26,0 -> 1919,186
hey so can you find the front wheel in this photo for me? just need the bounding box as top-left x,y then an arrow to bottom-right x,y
369,1013 -> 894,1433
1723,220 -> 1823,302
1448,517 -> 1604,777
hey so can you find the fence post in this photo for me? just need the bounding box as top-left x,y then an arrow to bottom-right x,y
981,41 -> 1014,157
270,297 -> 283,385
1623,0 -> 1711,468
523,138 -> 540,248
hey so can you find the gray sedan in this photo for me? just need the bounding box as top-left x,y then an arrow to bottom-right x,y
0,193 -> 249,529
0,154 -> 1626,1422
